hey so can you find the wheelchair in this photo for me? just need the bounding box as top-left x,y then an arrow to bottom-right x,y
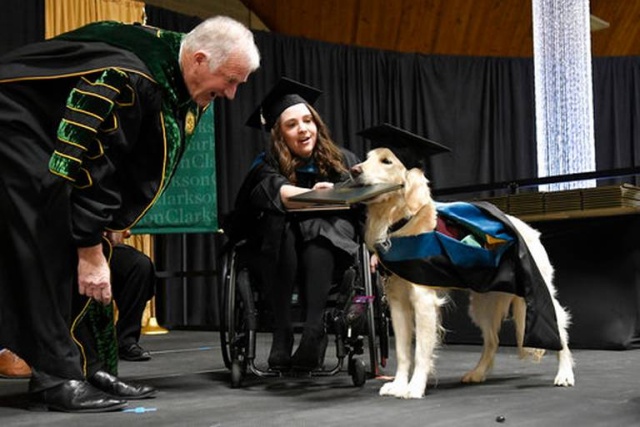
218,235 -> 390,388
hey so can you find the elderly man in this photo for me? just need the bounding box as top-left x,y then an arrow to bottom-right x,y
0,16 -> 260,413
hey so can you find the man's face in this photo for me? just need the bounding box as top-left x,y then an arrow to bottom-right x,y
183,50 -> 252,107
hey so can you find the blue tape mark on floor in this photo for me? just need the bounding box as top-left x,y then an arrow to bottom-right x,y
123,407 -> 158,414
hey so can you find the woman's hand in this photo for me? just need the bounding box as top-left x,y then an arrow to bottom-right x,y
280,182 -> 335,209
77,244 -> 112,305
370,253 -> 379,274
312,181 -> 334,190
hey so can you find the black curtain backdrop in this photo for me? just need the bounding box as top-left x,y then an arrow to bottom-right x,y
145,5 -> 202,33
0,0 -> 44,54
593,56 -> 640,187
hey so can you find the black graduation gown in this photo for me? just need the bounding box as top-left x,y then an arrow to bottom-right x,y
229,149 -> 362,266
0,22 -> 198,382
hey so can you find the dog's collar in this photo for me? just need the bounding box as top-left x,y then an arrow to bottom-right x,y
388,217 -> 410,233
375,215 -> 413,257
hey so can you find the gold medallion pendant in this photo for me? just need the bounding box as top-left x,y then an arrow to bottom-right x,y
185,110 -> 196,135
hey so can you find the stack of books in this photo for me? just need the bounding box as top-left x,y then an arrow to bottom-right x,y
581,184 -> 640,209
473,184 -> 640,219
544,188 -> 582,213
506,191 -> 545,216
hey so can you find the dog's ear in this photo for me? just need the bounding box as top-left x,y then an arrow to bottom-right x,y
403,168 -> 431,213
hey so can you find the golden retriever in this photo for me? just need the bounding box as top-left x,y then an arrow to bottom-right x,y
350,147 -> 575,399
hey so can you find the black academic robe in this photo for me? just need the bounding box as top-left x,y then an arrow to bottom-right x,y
229,149 -> 362,265
0,22 -> 198,384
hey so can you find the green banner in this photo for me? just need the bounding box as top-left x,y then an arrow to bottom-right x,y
132,107 -> 218,234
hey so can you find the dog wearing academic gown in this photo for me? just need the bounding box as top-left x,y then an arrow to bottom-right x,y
350,148 -> 575,399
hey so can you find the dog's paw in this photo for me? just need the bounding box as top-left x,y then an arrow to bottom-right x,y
461,370 -> 487,384
379,381 -> 409,398
554,370 -> 575,387
403,382 -> 426,399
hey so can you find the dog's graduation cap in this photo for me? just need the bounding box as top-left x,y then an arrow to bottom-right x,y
357,123 -> 451,169
246,77 -> 322,131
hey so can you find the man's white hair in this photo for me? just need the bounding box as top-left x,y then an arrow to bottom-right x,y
180,16 -> 261,72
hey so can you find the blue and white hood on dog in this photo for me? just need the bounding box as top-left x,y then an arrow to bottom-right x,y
375,201 -> 562,351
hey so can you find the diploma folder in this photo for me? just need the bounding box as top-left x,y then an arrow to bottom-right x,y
289,183 -> 403,206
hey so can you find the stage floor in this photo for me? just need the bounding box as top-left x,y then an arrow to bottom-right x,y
1,330 -> 639,426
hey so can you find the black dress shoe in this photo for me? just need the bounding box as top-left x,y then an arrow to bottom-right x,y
30,380 -> 127,413
119,343 -> 152,362
88,370 -> 157,400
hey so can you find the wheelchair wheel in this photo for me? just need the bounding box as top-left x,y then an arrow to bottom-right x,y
219,246 -> 237,370
229,269 -> 255,367
220,242 -> 258,381
349,357 -> 367,387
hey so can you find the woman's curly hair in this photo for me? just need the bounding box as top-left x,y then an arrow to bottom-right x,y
269,104 -> 346,185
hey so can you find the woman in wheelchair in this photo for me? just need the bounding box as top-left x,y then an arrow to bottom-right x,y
232,77 -> 362,372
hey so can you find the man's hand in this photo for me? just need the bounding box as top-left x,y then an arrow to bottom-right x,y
77,244 -> 112,305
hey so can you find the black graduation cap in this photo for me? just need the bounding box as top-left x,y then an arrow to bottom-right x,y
246,77 -> 322,131
357,123 -> 451,169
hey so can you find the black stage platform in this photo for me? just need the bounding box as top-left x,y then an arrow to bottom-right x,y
1,330 -> 639,426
